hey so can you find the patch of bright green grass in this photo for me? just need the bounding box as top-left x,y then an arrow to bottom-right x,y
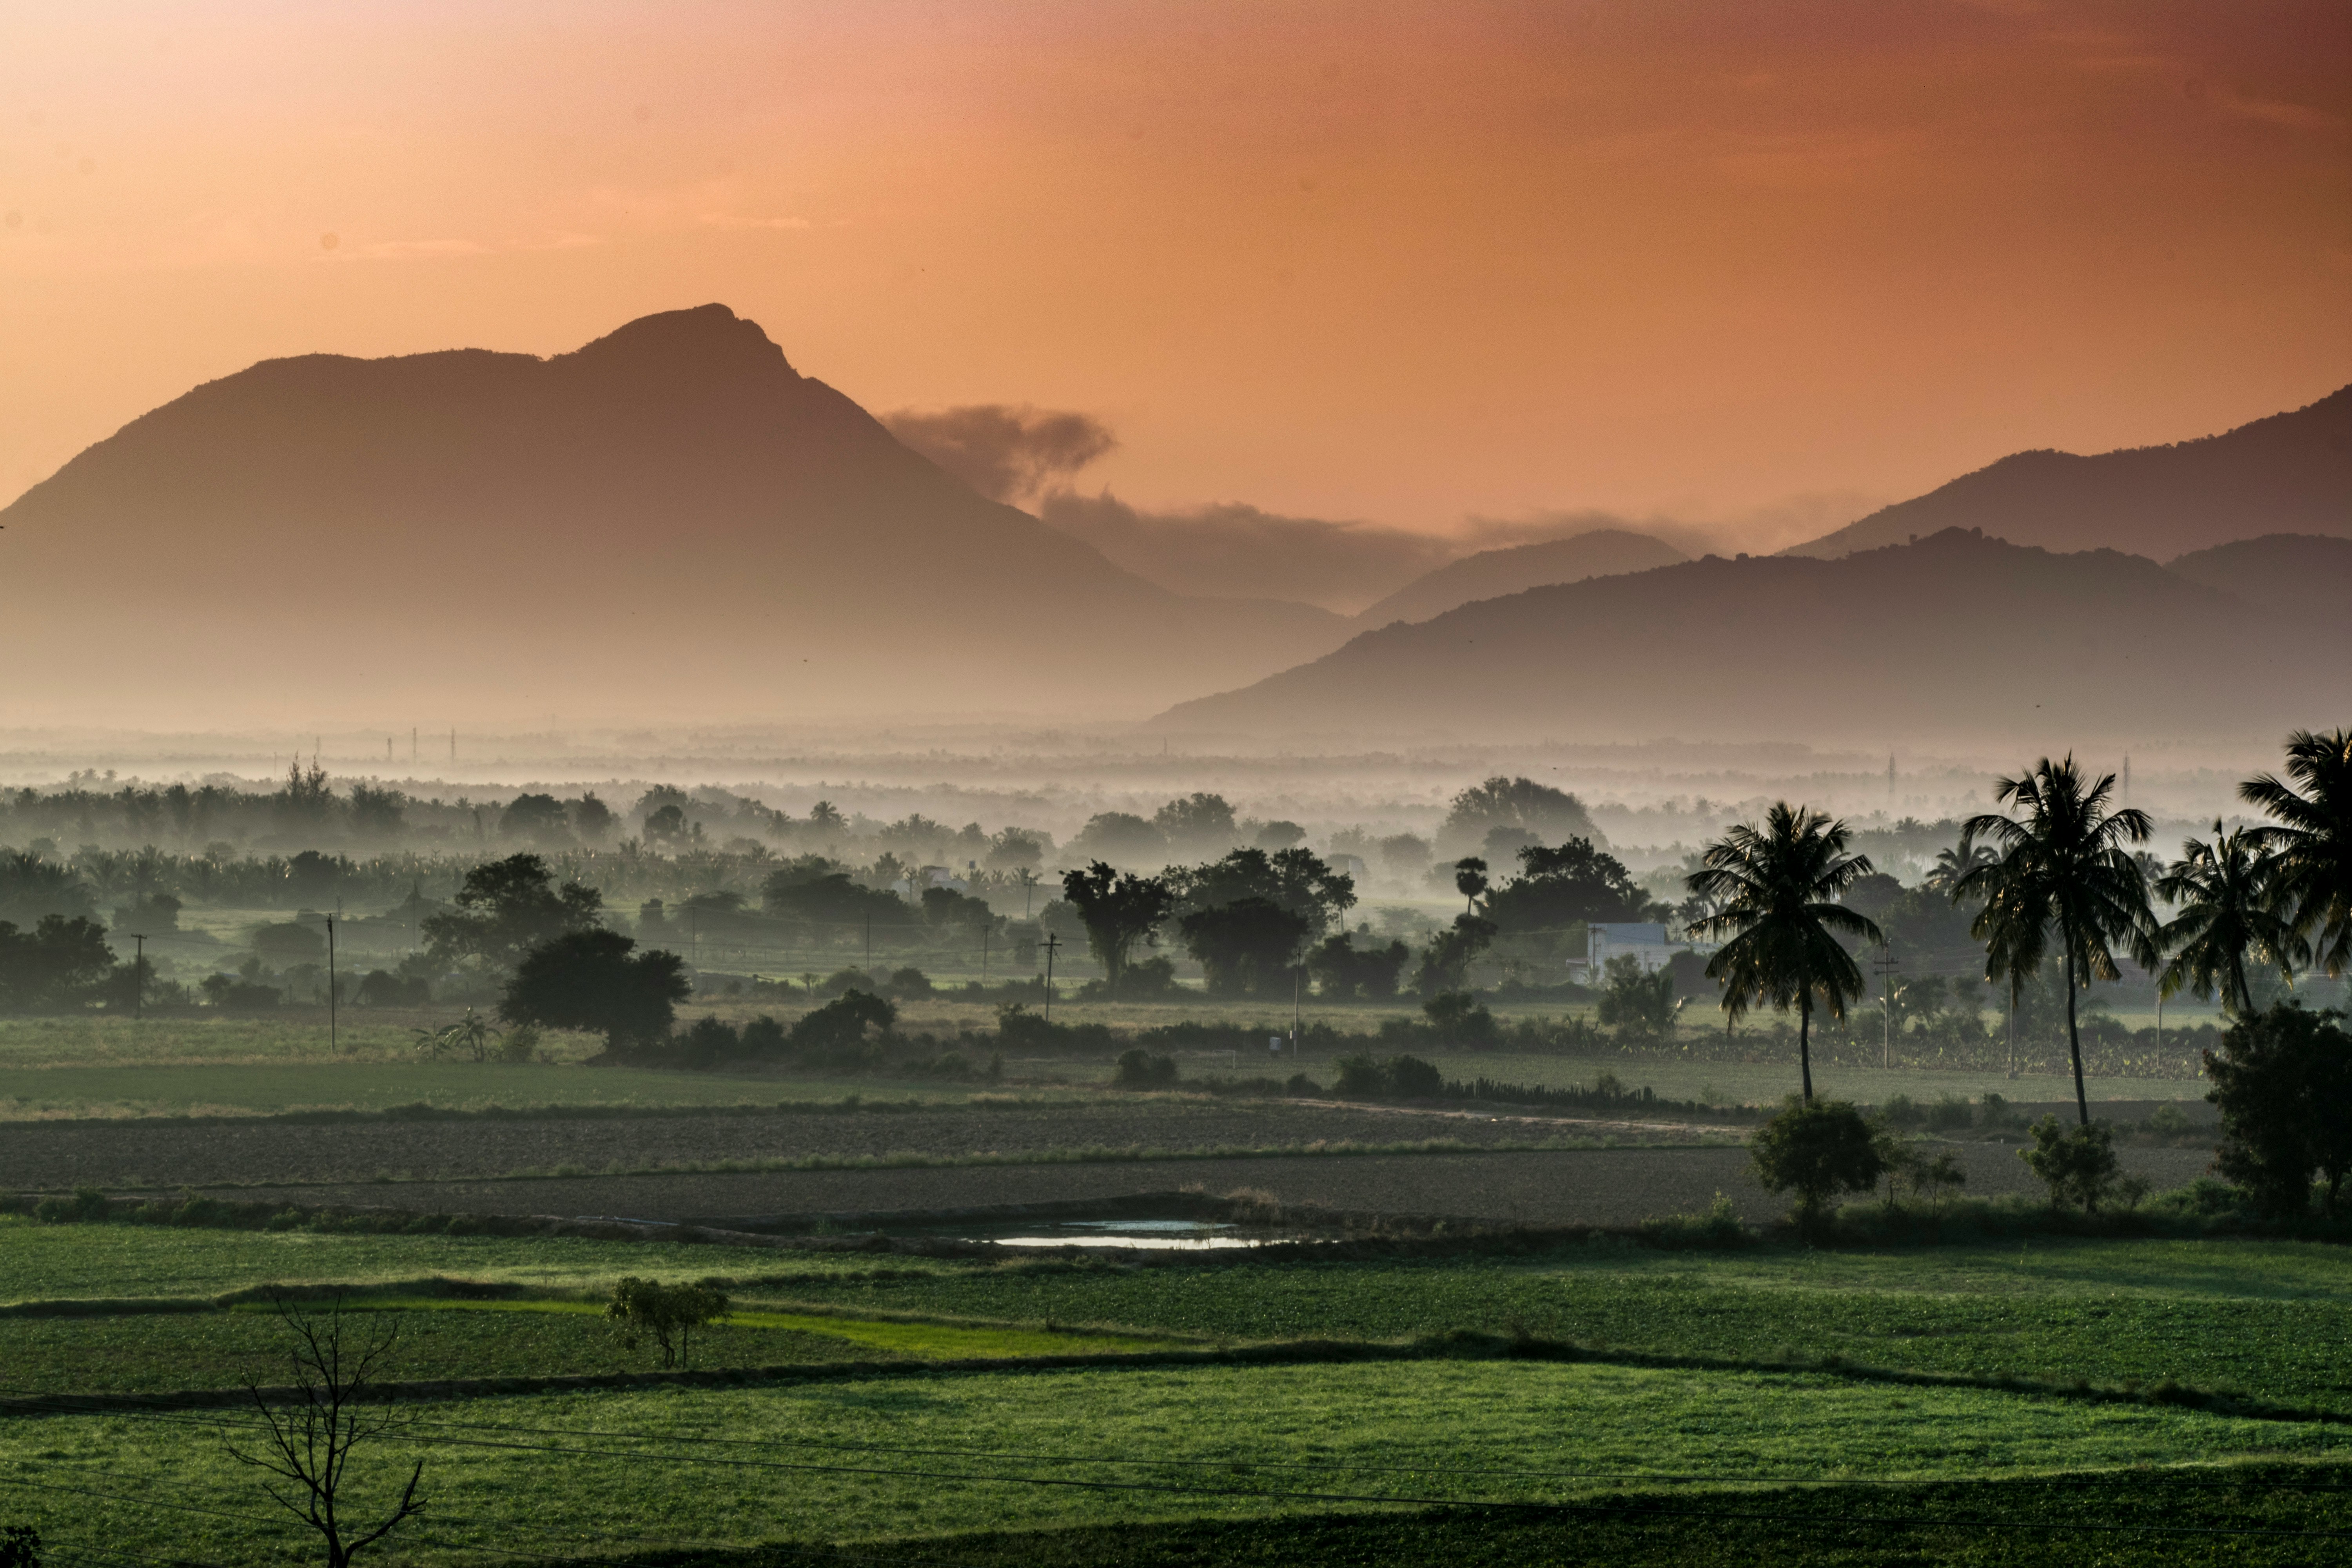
2,1361 -> 2342,1565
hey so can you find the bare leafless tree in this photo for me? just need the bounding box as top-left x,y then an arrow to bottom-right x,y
224,1300 -> 425,1568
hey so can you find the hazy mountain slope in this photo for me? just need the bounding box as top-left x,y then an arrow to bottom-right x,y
1155,530 -> 2346,746
1352,529 -> 1686,626
2165,533 -> 2352,622
0,305 -> 1344,722
1785,387 -> 2352,560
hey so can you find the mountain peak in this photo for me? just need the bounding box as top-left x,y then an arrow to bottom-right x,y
560,303 -> 796,379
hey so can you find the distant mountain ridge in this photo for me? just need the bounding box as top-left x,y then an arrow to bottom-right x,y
1352,528 -> 1686,627
1785,387 -> 2352,560
1157,528 -> 2349,745
0,305 -> 1346,723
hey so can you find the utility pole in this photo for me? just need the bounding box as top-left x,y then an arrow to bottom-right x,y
411,727 -> 417,764
1873,955 -> 1899,1070
129,933 -> 146,1020
863,913 -> 871,971
2007,980 -> 2018,1080
449,727 -> 456,765
325,915 -> 338,1054
1041,932 -> 1060,1022
981,927 -> 989,987
1292,964 -> 1302,1052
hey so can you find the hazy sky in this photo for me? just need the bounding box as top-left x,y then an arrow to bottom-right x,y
2,0 -> 2345,539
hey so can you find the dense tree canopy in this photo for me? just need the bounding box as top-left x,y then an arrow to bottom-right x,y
499,929 -> 689,1049
1482,838 -> 1655,934
423,853 -> 604,973
1060,861 -> 1176,996
2242,728 -> 2352,978
1437,776 -> 1601,858
0,915 -> 114,1010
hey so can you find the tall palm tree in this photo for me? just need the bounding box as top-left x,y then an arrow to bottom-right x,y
1686,803 -> 1883,1104
2241,728 -> 2352,978
1924,831 -> 1996,898
2156,821 -> 2304,1018
1955,756 -> 2159,1128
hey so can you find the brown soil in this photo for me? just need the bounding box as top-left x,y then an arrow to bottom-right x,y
160,1143 -> 2218,1230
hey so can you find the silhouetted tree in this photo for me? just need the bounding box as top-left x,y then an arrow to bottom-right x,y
1060,860 -> 1175,996
423,853 -> 603,973
2157,821 -> 2303,1018
2204,1003 -> 2352,1218
1180,896 -> 1311,996
1482,837 -> 1655,932
500,792 -> 573,845
1452,857 -> 1489,914
1957,757 -> 2158,1127
500,929 -> 688,1050
2242,728 -> 2352,978
225,1301 -> 425,1568
1688,803 -> 1883,1104
0,916 -> 115,1011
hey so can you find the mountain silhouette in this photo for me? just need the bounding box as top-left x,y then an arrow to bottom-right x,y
1786,387 -> 2352,560
0,305 -> 1343,722
1351,528 -> 1686,627
2165,533 -> 2352,623
1156,529 -> 2348,746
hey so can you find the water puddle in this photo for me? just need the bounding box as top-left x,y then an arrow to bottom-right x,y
901,1218 -> 1297,1250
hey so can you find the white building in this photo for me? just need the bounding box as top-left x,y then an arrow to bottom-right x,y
1566,922 -> 1716,984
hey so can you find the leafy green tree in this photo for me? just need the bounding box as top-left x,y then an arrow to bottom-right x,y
1152,792 -> 1238,852
1595,953 -> 1677,1036
1687,804 -> 1883,1104
499,929 -> 688,1051
2241,728 -> 2352,978
500,792 -> 572,845
570,792 -> 615,845
1421,989 -> 1497,1046
0,915 -> 116,1010
1167,846 -> 1356,942
1748,1098 -> 1886,1232
604,1277 -> 730,1370
1438,776 -> 1599,858
423,854 -> 603,974
785,989 -> 897,1064
1412,914 -> 1495,996
2203,1003 -> 2352,1218
1179,896 -> 1311,996
1482,838 -> 1654,933
1956,757 -> 2158,1127
1305,933 -> 1410,999
2018,1115 -> 2122,1213
2156,821 -> 2304,1018
1059,861 -> 1175,996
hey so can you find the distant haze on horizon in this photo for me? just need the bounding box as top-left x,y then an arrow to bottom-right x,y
2,0 -> 2346,546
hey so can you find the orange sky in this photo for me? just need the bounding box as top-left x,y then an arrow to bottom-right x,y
1,0 -> 2345,540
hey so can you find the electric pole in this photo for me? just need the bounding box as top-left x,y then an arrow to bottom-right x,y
325,914 -> 338,1054
129,933 -> 146,1020
1873,955 -> 1899,1070
981,927 -> 989,987
1041,932 -> 1060,1022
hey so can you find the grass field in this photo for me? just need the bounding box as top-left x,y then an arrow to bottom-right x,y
3,1358 -> 2343,1564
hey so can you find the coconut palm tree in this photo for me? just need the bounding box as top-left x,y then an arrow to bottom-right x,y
1686,803 -> 1884,1104
1955,756 -> 2158,1128
1924,831 -> 1996,898
2241,728 -> 2352,978
2156,821 -> 2304,1018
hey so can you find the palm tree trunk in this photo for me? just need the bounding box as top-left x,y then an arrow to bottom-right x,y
1799,992 -> 1814,1104
2064,944 -> 2088,1127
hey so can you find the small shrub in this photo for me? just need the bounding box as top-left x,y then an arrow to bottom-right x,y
1114,1049 -> 1180,1089
2147,1102 -> 2191,1138
2019,1116 -> 2122,1213
1880,1094 -> 1922,1129
1422,990 -> 1498,1047
1385,1054 -> 1443,1098
1332,1053 -> 1386,1097
1925,1094 -> 1973,1132
497,1024 -> 541,1063
1284,1072 -> 1325,1096
886,966 -> 932,998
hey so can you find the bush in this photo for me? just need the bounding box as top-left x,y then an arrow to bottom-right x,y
1328,1053 -> 1441,1099
1114,1049 -> 1180,1089
1284,1072 -> 1325,1096
496,1023 -> 542,1063
1880,1093 -> 1922,1129
1748,1098 -> 1886,1232
2019,1116 -> 2122,1213
787,990 -> 897,1066
993,1003 -> 1118,1056
1925,1094 -> 1973,1131
1422,991 -> 1497,1047
885,966 -> 932,998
